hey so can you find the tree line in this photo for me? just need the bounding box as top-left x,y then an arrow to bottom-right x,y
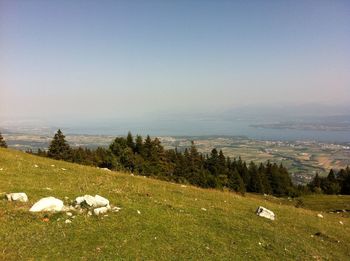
3,129 -> 349,196
308,168 -> 350,195
37,130 -> 297,196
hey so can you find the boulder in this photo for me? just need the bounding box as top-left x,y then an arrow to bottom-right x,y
29,197 -> 64,212
75,194 -> 109,208
6,192 -> 28,202
256,206 -> 275,220
94,206 -> 109,215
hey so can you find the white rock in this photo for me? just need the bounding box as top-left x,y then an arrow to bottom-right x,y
181,185 -> 187,188
75,194 -> 109,208
34,164 -> 38,168
94,195 -> 109,207
94,207 -> 109,215
65,219 -> 72,224
50,165 -> 55,167
29,197 -> 64,212
61,168 -> 67,171
339,221 -> 343,225
137,210 -> 141,214
6,192 -> 28,202
101,168 -> 111,172
201,208 -> 207,211
0,168 -> 3,171
256,206 -> 275,220
112,206 -> 122,212
66,212 -> 73,217
317,214 -> 324,218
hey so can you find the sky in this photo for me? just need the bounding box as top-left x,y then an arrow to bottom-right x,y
1,0 -> 350,123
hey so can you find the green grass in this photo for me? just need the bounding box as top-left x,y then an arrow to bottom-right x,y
1,148 -> 349,260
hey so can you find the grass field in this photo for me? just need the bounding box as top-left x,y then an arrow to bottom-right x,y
1,148 -> 349,260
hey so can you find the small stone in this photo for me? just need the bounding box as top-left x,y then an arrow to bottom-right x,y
51,165 -> 55,167
339,221 -> 344,225
6,192 -> 28,202
317,214 -> 323,218
201,208 -> 207,211
65,219 -> 72,224
256,206 -> 275,220
258,242 -> 262,246
94,207 -> 109,216
61,168 -> 67,171
66,212 -> 73,217
34,164 -> 39,168
0,168 -> 3,171
112,206 -> 121,212
137,210 -> 141,215
181,185 -> 187,188
87,211 -> 92,216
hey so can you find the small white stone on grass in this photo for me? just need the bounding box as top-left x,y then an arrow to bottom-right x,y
65,219 -> 72,224
30,197 -> 64,212
6,192 -> 28,202
61,168 -> 67,171
101,168 -> 111,172
339,221 -> 344,225
181,185 -> 187,188
34,164 -> 38,168
50,165 -> 55,167
201,208 -> 207,211
256,206 -> 275,220
0,168 -> 3,171
94,206 -> 109,216
66,212 -> 73,217
112,206 -> 121,212
317,214 -> 323,218
137,210 -> 141,215
75,194 -> 109,208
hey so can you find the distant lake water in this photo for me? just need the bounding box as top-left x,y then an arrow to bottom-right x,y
67,119 -> 350,143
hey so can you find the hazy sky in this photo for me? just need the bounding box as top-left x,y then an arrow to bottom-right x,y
1,0 -> 350,121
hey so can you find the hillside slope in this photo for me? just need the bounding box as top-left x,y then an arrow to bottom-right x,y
0,148 -> 349,260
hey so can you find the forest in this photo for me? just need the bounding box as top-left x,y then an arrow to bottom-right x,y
2,130 -> 348,197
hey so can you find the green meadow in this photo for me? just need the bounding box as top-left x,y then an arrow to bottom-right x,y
1,148 -> 349,260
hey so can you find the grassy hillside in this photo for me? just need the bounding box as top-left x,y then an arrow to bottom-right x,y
1,148 -> 349,260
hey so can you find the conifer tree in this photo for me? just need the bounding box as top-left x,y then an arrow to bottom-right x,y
48,129 -> 72,160
0,132 -> 8,148
135,135 -> 144,154
126,131 -> 135,151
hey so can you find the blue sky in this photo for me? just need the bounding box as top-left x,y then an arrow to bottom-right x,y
1,0 -> 350,121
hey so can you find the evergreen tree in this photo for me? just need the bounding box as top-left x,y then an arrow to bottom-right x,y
126,131 -> 135,151
135,135 -> 144,155
48,129 -> 72,160
0,132 -> 8,148
228,169 -> 245,193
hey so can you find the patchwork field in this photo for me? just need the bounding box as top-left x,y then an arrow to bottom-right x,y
1,148 -> 350,260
